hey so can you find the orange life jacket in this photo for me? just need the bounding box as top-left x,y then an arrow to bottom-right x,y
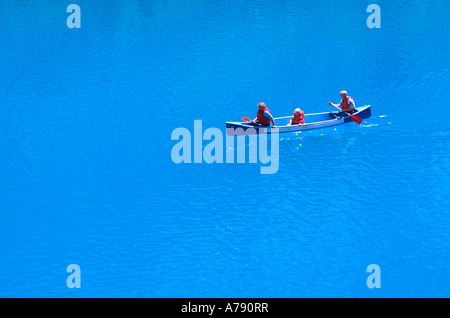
292,111 -> 304,124
341,96 -> 354,111
257,107 -> 272,125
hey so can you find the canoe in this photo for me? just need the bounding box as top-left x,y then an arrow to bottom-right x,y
226,105 -> 371,135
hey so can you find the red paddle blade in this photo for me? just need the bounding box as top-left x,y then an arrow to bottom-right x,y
349,114 -> 363,125
241,117 -> 251,121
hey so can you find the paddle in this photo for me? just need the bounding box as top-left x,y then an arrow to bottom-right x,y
329,104 -> 362,125
347,112 -> 363,125
241,117 -> 251,122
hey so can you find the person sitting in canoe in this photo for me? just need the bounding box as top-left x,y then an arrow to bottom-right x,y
328,91 -> 356,114
251,102 -> 276,127
290,108 -> 305,125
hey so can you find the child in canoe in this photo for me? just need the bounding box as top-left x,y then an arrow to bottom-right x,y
290,108 -> 305,125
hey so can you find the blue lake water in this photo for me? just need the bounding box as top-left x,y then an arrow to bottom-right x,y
0,1 -> 449,297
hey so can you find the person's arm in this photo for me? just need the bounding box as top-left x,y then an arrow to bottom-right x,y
329,101 -> 341,108
346,99 -> 356,112
263,111 -> 275,127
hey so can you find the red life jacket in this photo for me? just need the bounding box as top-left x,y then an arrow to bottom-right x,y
292,111 -> 305,124
341,96 -> 354,111
257,107 -> 272,125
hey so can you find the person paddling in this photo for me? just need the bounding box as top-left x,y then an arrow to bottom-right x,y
290,108 -> 305,125
251,102 -> 275,127
329,91 -> 355,114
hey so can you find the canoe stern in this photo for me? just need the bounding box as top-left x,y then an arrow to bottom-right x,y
344,105 -> 371,123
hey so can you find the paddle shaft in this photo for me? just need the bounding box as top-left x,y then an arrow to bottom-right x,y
329,104 -> 362,124
242,116 -> 276,126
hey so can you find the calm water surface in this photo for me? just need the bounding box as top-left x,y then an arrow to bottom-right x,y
0,1 -> 449,297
